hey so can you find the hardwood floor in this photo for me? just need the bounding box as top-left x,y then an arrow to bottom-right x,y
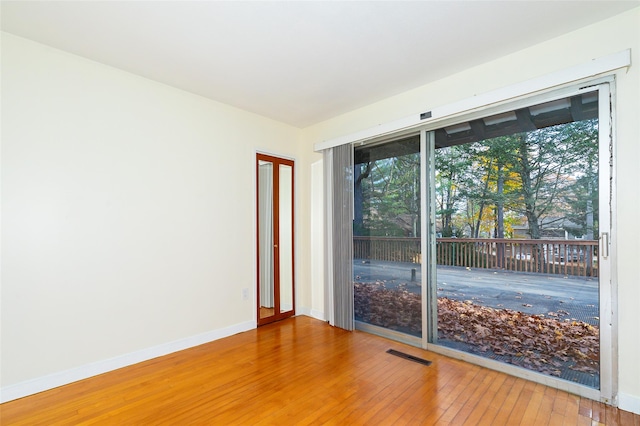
2,316 -> 638,425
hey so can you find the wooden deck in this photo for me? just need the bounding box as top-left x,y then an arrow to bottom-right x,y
353,236 -> 599,277
1,316 -> 638,425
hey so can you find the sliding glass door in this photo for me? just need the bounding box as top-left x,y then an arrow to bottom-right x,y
353,136 -> 422,343
426,89 -> 607,391
349,82 -> 613,399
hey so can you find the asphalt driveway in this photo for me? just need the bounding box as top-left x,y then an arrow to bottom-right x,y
354,260 -> 599,325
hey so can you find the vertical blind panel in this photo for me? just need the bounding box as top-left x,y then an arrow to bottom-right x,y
331,144 -> 355,331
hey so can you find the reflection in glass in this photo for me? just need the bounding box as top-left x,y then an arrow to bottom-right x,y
433,94 -> 600,388
279,164 -> 293,313
353,136 -> 422,339
258,160 -> 274,319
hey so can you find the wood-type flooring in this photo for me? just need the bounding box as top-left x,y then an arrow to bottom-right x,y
2,316 -> 639,425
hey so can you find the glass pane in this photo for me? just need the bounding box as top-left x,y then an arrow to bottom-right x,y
353,135 -> 422,338
258,160 -> 275,320
432,93 -> 600,388
279,164 -> 294,313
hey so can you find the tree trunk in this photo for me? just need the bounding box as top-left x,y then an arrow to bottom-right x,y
496,162 -> 505,267
516,134 -> 540,239
473,159 -> 493,238
354,163 -> 370,235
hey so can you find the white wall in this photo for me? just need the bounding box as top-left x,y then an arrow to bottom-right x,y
2,6 -> 639,412
1,33 -> 303,398
302,7 -> 640,413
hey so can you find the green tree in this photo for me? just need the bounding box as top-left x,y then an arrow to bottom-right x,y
561,119 -> 599,239
356,153 -> 421,237
435,146 -> 471,237
512,120 -> 597,239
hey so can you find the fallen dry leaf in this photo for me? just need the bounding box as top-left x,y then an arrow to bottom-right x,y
354,282 -> 600,377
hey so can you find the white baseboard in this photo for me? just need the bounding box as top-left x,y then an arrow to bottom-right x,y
619,392 -> 640,415
309,309 -> 326,321
296,306 -> 311,316
0,320 -> 255,403
296,307 -> 325,322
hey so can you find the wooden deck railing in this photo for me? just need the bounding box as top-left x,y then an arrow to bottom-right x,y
353,236 -> 599,277
353,236 -> 422,264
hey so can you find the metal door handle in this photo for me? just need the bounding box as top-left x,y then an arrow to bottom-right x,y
601,232 -> 609,258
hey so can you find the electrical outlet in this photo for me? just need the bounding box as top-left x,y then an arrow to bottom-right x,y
242,288 -> 249,300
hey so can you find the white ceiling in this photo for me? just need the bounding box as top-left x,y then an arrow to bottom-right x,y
1,1 -> 638,127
